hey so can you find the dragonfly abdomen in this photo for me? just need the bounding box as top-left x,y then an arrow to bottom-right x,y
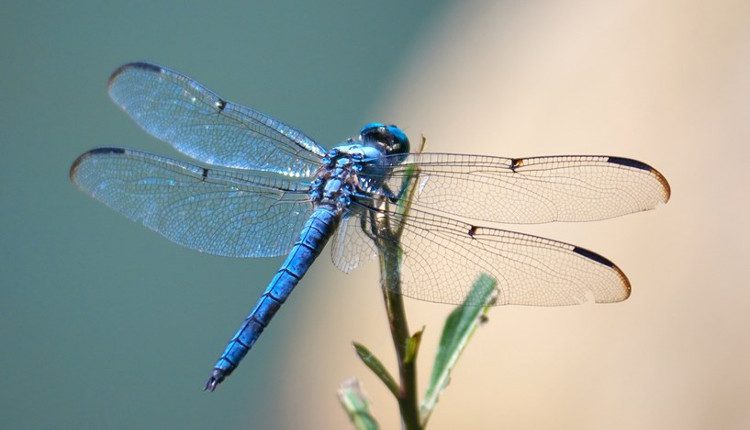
204,205 -> 340,391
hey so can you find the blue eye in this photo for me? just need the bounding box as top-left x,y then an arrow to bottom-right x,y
359,122 -> 410,155
360,122 -> 384,135
385,125 -> 410,155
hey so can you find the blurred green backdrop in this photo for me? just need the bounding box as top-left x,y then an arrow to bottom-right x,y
0,2 -> 451,429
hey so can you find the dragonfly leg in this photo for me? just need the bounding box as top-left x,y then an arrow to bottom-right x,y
381,183 -> 402,204
360,209 -> 378,242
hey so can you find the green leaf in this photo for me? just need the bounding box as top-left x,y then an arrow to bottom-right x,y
353,342 -> 400,398
338,378 -> 380,430
403,328 -> 424,366
420,274 -> 497,424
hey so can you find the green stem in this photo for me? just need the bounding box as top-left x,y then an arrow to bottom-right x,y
379,248 -> 421,430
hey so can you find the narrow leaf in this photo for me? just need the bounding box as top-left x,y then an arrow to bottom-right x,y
353,342 -> 400,398
420,274 -> 497,424
338,378 -> 380,430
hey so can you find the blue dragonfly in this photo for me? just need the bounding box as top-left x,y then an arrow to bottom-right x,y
70,62 -> 671,391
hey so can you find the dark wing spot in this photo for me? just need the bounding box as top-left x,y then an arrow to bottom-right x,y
201,168 -> 209,180
572,246 -> 615,268
511,158 -> 524,171
468,225 -> 478,237
108,62 -> 162,87
606,156 -> 651,171
87,147 -> 126,156
215,99 -> 227,111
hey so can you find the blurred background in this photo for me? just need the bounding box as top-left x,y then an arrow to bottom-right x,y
2,1 -> 748,429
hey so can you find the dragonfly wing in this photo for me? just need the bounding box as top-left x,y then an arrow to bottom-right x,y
331,210 -> 379,273
70,148 -> 313,258
108,62 -> 326,176
376,153 -> 670,224
353,202 -> 630,306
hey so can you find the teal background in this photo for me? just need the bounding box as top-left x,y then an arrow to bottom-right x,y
0,2 -> 451,428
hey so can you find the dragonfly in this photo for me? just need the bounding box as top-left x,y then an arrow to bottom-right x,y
70,62 -> 671,391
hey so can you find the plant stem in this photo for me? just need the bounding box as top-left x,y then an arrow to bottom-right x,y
379,247 -> 421,430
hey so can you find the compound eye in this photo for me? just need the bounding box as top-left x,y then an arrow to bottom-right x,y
360,122 -> 385,137
385,125 -> 410,155
361,123 -> 394,147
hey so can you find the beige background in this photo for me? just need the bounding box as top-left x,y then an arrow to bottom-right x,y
283,1 -> 750,429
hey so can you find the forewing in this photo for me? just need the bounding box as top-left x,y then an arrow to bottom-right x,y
376,153 -> 670,224
70,148 -> 313,258
108,62 -> 326,176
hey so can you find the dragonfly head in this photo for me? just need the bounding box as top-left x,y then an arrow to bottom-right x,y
360,123 -> 410,156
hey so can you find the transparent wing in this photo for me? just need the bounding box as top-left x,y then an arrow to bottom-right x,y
345,201 -> 630,306
108,62 -> 326,176
371,153 -> 671,224
70,148 -> 313,258
331,211 -> 379,273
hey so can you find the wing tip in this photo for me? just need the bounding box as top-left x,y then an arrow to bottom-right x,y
69,147 -> 126,183
572,246 -> 632,302
108,62 -> 163,88
611,263 -> 632,302
606,156 -> 671,204
651,166 -> 671,203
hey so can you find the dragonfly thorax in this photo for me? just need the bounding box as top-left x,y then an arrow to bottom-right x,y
308,149 -> 364,212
